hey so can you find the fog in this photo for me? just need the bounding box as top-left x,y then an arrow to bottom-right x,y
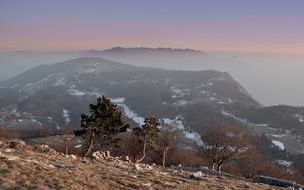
0,50 -> 303,107
89,50 -> 304,107
234,54 -> 304,107
0,51 -> 81,82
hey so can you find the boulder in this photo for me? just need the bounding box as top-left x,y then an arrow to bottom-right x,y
253,175 -> 298,188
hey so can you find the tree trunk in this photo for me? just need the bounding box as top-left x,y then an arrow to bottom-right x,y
84,133 -> 95,157
162,148 -> 168,167
65,142 -> 69,155
217,163 -> 223,173
136,137 -> 147,163
211,162 -> 216,171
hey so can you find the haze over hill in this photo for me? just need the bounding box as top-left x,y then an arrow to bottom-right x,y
1,47 -> 304,106
88,47 -> 304,106
1,57 -> 304,156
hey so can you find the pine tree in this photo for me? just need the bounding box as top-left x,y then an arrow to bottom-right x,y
134,117 -> 160,163
75,96 -> 128,157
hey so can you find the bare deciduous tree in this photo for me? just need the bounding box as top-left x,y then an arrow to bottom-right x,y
201,124 -> 254,172
61,124 -> 75,155
159,128 -> 177,167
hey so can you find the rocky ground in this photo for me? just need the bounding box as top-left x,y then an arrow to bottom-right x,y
0,139 -> 289,190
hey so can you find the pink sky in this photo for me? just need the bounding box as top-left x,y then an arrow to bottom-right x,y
0,0 -> 304,55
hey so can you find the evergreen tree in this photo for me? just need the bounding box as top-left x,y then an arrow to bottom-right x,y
134,117 -> 160,163
75,96 -> 128,157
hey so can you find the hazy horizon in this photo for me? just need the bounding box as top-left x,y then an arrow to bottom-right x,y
1,0 -> 304,54
1,0 -> 304,106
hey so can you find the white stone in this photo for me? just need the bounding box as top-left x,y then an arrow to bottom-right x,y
4,148 -> 14,153
190,171 -> 203,178
134,164 -> 143,171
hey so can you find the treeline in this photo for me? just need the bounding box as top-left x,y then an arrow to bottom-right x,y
0,124 -> 75,139
72,96 -> 304,183
0,127 -> 55,139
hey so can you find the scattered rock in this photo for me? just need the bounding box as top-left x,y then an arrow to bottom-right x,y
143,182 -> 152,187
34,144 -> 51,153
4,148 -> 15,153
199,166 -> 209,170
124,156 -> 131,162
7,139 -> 26,149
70,154 -> 77,160
171,169 -> 178,174
66,154 -> 77,160
0,140 -> 293,190
46,164 -> 56,169
163,181 -> 177,187
7,155 -> 19,161
190,171 -> 203,179
134,164 -> 143,171
0,154 -> 19,161
92,151 -> 114,161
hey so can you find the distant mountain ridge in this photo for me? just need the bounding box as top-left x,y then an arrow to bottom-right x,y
86,47 -> 206,56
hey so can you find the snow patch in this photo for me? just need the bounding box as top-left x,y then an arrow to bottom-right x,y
222,110 -> 268,127
295,113 -> 304,123
118,104 -> 145,126
270,134 -> 287,138
162,116 -> 203,145
163,116 -> 185,130
54,77 -> 66,86
174,100 -> 187,106
10,109 -> 20,117
184,131 -> 203,145
275,160 -> 292,167
32,119 -> 42,126
111,98 -> 125,103
67,85 -> 86,96
62,109 -> 71,123
272,140 -> 285,150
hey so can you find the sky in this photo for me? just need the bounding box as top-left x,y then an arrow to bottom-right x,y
0,0 -> 304,54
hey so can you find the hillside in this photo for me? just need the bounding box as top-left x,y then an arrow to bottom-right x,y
0,57 -> 260,143
1,57 -> 304,155
0,139 -> 288,190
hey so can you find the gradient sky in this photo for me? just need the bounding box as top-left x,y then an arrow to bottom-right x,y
1,0 -> 304,54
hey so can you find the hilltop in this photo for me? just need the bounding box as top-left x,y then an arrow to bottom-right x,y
0,139 -> 287,190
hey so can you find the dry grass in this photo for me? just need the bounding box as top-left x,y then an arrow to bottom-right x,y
0,140 -> 286,190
